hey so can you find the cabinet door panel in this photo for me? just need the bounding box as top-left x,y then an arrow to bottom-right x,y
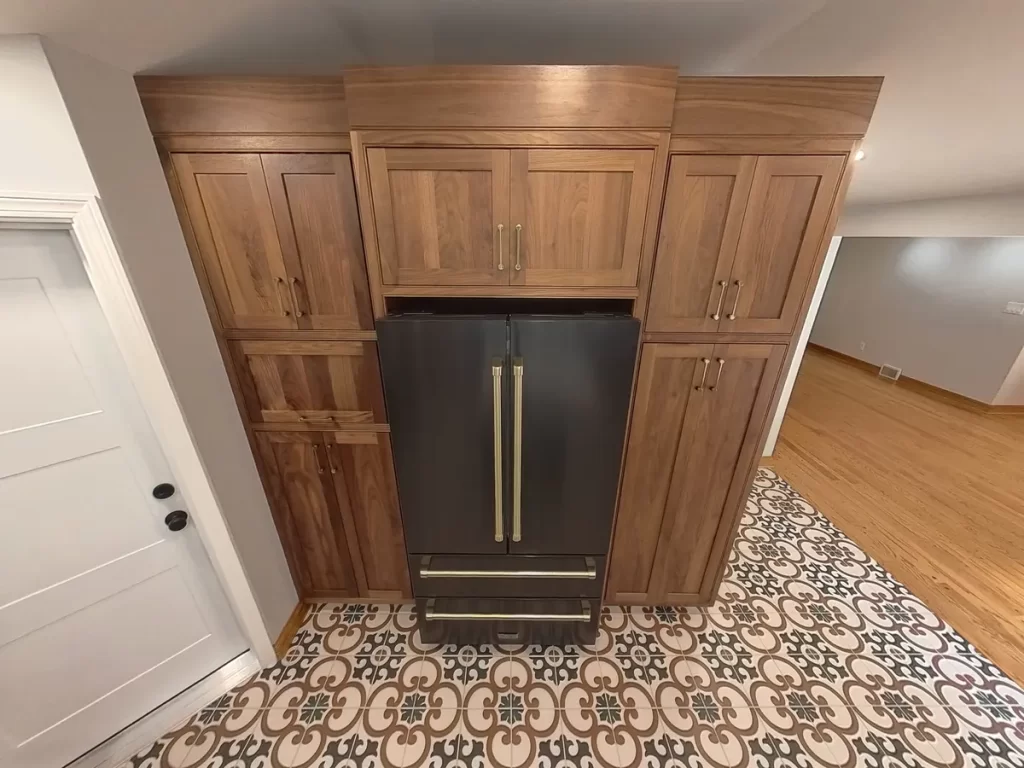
232,340 -> 386,426
606,345 -> 711,602
263,154 -> 374,330
650,344 -> 785,603
511,148 -> 653,287
646,156 -> 755,333
255,432 -> 358,597
325,432 -> 409,598
367,148 -> 509,286
172,154 -> 295,329
725,156 -> 844,333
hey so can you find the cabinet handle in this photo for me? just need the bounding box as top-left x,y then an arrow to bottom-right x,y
492,360 -> 504,542
325,444 -> 337,475
727,280 -> 743,321
512,358 -> 524,543
311,443 -> 325,475
514,224 -> 522,271
275,277 -> 292,317
709,358 -> 725,392
289,277 -> 304,317
710,280 -> 727,320
497,224 -> 505,271
424,599 -> 591,623
695,358 -> 711,391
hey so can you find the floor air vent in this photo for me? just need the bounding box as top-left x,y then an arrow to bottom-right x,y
878,363 -> 902,381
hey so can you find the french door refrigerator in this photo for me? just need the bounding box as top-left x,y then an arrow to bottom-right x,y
377,313 -> 639,643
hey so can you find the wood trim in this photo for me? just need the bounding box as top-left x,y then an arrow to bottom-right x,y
136,76 -> 348,134
273,602 -> 310,659
344,66 -> 677,129
643,332 -> 792,345
808,344 -> 1024,416
301,594 -> 411,604
672,76 -> 883,137
156,135 -> 352,153
252,422 -> 390,433
223,329 -> 376,342
668,136 -> 857,154
356,129 -> 666,147
381,285 -> 639,299
632,132 -> 671,323
349,131 -> 387,318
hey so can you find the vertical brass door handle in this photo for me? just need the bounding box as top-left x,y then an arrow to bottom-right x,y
514,224 -> 522,271
275,277 -> 292,317
497,224 -> 505,271
311,443 -> 325,475
289,277 -> 304,317
512,358 -> 524,543
709,358 -> 725,391
492,360 -> 504,542
695,358 -> 711,391
727,280 -> 744,321
710,280 -> 727,321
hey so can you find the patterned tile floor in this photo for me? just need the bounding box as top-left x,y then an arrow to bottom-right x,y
124,469 -> 1024,767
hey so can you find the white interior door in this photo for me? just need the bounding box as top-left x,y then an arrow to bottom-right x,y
0,229 -> 247,768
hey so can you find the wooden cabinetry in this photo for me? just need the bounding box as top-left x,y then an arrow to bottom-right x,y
607,343 -> 785,604
173,152 -> 373,331
256,431 -> 407,599
363,142 -> 657,290
646,154 -> 844,335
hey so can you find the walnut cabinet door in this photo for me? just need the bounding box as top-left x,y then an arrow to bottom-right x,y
607,343 -> 785,604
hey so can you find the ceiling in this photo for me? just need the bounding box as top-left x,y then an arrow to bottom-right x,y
2,0 -> 1022,206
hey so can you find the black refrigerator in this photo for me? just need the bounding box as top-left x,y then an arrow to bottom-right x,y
377,312 -> 639,643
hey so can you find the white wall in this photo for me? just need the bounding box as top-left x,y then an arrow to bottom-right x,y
839,192 -> 1024,238
811,237 -> 1024,404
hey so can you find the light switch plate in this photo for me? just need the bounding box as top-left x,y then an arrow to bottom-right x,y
1004,301 -> 1024,316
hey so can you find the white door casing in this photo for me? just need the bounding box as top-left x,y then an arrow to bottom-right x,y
0,227 -> 247,768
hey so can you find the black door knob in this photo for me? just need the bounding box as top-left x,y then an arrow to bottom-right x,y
165,510 -> 189,532
153,483 -> 175,500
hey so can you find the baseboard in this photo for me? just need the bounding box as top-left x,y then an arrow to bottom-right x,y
273,602 -> 310,659
807,344 -> 1024,415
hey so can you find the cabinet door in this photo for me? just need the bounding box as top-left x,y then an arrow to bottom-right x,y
231,340 -> 386,426
723,156 -> 844,334
262,154 -> 374,330
171,154 -> 296,330
366,148 -> 510,286
255,432 -> 359,597
510,149 -> 654,287
651,344 -> 784,603
646,156 -> 755,333
606,344 -> 711,603
324,432 -> 409,599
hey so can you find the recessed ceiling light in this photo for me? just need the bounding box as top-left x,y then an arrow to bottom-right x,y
854,149 -> 866,161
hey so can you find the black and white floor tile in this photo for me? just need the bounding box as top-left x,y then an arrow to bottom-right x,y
121,468 -> 1024,767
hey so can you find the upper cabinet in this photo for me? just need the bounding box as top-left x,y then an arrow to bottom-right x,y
365,148 -> 509,286
510,148 -> 654,287
172,152 -> 373,331
646,153 -> 844,335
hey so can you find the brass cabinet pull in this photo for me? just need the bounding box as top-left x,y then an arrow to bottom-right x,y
512,358 -> 524,542
497,224 -> 505,271
727,280 -> 743,321
275,277 -> 292,317
514,224 -> 522,271
695,358 -> 711,391
311,443 -> 325,475
710,280 -> 728,320
325,444 -> 337,475
420,557 -> 597,580
492,360 -> 504,542
424,599 -> 591,623
709,358 -> 725,391
289,277 -> 304,317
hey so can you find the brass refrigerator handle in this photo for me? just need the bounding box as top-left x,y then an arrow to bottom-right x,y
512,358 -> 523,542
497,224 -> 505,271
289,277 -> 304,317
726,279 -> 743,320
492,361 -> 504,542
710,280 -> 727,320
709,358 -> 725,391
419,556 -> 597,580
695,358 -> 711,391
424,599 -> 591,623
514,224 -> 522,271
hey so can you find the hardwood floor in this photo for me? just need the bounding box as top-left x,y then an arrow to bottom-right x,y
768,346 -> 1024,685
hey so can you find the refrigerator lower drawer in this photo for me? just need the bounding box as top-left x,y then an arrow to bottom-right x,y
416,597 -> 600,646
409,554 -> 605,598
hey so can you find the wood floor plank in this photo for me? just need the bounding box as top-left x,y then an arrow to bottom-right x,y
768,347 -> 1024,684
